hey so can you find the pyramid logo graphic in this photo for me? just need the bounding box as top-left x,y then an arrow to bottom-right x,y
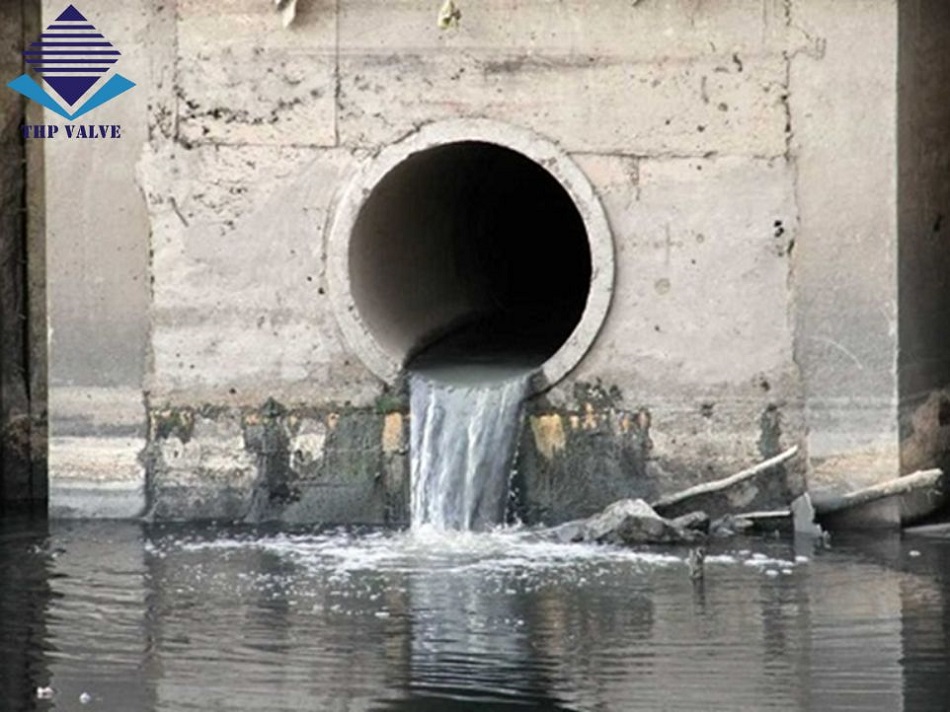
6,5 -> 135,121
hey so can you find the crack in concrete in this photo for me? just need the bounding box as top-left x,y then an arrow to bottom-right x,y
780,51 -> 793,161
333,0 -> 341,147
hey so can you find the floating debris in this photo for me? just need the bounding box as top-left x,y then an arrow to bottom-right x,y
80,691 -> 92,704
687,546 -> 706,580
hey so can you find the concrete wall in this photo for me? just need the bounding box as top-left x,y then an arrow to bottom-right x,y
789,0 -> 901,524
43,0 -> 153,516
40,0 -> 917,524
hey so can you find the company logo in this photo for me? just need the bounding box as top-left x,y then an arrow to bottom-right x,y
6,4 -> 135,122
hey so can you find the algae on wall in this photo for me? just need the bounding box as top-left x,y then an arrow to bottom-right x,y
146,396 -> 409,525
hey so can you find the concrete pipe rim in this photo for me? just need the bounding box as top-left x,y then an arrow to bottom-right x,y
326,118 -> 615,391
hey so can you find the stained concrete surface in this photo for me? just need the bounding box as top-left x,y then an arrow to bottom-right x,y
22,0 -> 949,525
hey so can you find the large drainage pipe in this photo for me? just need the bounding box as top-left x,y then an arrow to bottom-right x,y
327,120 -> 614,387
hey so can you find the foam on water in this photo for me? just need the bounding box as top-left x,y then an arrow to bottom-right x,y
171,528 -> 679,571
161,527 -> 807,581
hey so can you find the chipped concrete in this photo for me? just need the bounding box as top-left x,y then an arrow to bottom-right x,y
289,419 -> 328,468
530,415 -> 567,461
381,413 -> 404,455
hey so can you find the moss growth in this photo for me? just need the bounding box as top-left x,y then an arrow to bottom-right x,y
375,392 -> 408,415
571,380 -> 624,410
150,407 -> 195,443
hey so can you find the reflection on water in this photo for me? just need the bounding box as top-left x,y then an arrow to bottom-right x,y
1,518 -> 949,711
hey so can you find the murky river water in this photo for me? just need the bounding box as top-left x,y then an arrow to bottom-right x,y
2,518 -> 949,711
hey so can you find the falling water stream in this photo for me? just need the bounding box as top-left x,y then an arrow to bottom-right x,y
409,367 -> 531,531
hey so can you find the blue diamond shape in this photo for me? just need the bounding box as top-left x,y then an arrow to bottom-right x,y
23,5 -> 120,106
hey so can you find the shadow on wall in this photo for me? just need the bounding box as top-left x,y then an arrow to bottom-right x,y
0,0 -> 46,514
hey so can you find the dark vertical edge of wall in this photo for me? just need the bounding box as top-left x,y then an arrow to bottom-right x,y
24,0 -> 46,503
896,0 -> 921,410
0,0 -> 29,509
0,0 -> 44,512
896,0 -> 950,663
896,0 -> 913,424
897,0 -> 950,474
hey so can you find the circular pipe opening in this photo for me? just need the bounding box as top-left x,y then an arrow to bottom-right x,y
328,120 -> 614,388
351,141 -> 590,373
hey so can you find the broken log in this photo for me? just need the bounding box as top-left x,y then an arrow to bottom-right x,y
811,469 -> 944,517
904,521 -> 950,538
652,446 -> 799,516
710,510 -> 792,537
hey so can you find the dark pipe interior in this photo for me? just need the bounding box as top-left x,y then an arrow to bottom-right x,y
349,141 -> 591,373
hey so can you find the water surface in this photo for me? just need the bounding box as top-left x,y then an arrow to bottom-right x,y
2,519 -> 949,711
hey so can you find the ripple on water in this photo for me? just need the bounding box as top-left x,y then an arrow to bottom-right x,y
3,520 -> 950,711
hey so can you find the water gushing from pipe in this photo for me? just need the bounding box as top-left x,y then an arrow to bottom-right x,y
409,369 -> 530,531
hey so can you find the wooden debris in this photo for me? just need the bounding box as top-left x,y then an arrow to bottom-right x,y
904,521 -> 950,538
735,509 -> 792,520
733,509 -> 792,534
812,469 -> 944,516
687,546 -> 705,579
652,446 -> 799,513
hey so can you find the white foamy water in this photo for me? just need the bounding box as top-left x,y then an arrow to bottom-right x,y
160,526 -> 808,583
409,369 -> 531,530
170,527 -> 684,571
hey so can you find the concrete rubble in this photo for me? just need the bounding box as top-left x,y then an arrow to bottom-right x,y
548,498 -> 706,546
